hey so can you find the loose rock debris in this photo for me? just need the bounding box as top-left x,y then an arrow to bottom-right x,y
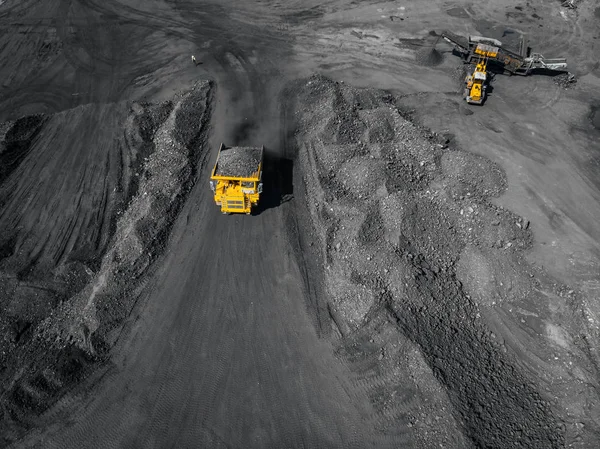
287,74 -> 563,448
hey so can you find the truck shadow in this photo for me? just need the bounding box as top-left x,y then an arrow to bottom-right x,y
253,151 -> 294,215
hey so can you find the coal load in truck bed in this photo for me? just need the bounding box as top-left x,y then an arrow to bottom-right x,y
215,146 -> 262,178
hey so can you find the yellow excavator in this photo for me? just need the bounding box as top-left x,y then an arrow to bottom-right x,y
464,57 -> 489,105
439,32 -> 568,106
463,41 -> 497,105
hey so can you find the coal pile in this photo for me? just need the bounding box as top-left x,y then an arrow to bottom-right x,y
0,80 -> 213,443
415,47 -> 443,66
287,74 -> 563,448
215,146 -> 262,178
553,72 -> 576,88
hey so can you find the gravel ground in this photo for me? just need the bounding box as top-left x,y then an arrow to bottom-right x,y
288,74 -> 563,448
0,80 -> 213,442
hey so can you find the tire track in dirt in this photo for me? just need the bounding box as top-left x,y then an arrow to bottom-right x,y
0,0 -> 37,19
54,0 -> 187,105
0,0 -> 194,116
0,104 -> 127,268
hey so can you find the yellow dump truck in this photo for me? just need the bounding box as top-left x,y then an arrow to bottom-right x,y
209,143 -> 264,214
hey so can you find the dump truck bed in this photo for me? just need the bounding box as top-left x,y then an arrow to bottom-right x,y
210,143 -> 264,214
213,145 -> 263,179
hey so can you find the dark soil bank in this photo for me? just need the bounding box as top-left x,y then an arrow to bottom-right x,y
286,74 -> 564,448
0,81 -> 213,444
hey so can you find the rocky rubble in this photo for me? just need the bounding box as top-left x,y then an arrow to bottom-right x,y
37,81 -> 213,348
553,72 -> 576,88
288,74 -> 563,448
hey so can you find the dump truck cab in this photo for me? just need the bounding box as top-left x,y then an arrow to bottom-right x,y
464,58 -> 488,105
209,143 -> 264,215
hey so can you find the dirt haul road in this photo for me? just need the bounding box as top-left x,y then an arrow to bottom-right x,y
1,0 -> 600,448
0,0 -> 395,447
